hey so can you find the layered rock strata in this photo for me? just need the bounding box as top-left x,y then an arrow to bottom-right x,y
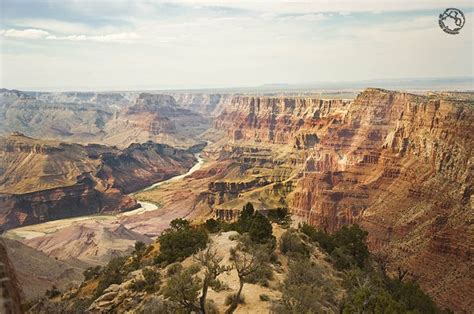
212,89 -> 474,312
0,90 -> 209,148
0,134 -> 197,229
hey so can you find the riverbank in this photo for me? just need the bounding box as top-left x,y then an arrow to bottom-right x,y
5,153 -> 205,241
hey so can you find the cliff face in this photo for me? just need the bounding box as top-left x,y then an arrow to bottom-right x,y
172,93 -> 234,116
212,89 -> 474,312
0,239 -> 24,313
0,90 -> 209,149
215,96 -> 350,143
94,141 -> 197,193
101,93 -> 211,148
0,134 -> 197,229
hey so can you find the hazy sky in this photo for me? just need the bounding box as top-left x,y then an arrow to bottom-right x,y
0,0 -> 473,91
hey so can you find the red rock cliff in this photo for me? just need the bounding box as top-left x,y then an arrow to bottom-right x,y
213,89 -> 474,312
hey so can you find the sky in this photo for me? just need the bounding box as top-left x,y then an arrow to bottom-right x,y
0,0 -> 473,91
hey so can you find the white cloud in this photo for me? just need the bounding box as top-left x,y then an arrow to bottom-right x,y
0,28 -> 138,43
0,28 -> 50,39
8,19 -> 93,34
48,32 -> 138,43
280,13 -> 327,22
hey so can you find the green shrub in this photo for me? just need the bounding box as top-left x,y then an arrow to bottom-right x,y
236,202 -> 255,233
155,218 -> 209,265
333,225 -> 369,268
279,230 -> 309,257
131,269 -> 161,293
45,285 -> 61,299
330,247 -> 355,270
166,263 -> 183,276
387,279 -> 438,313
130,279 -> 146,292
267,208 -> 292,226
162,265 -> 202,312
259,294 -> 270,301
299,223 -> 335,252
94,256 -> 127,298
299,223 -> 369,269
83,266 -> 101,281
248,212 -> 274,243
342,286 -> 404,314
134,241 -> 147,254
278,258 -> 338,313
225,293 -> 246,305
204,218 -> 220,233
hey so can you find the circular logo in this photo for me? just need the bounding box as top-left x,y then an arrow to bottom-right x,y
439,8 -> 465,34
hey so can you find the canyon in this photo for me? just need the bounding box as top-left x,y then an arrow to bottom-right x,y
0,133 -> 198,229
138,89 -> 473,311
0,89 -> 210,148
1,88 -> 472,312
212,89 -> 474,312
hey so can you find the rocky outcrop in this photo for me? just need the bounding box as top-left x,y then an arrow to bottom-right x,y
0,239 -> 24,313
0,134 -> 197,229
213,89 -> 474,312
2,238 -> 84,300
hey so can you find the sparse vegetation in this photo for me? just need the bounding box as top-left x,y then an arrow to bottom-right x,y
155,218 -> 209,265
259,294 -> 270,301
226,243 -> 259,314
276,257 -> 339,313
225,293 -> 246,306
162,264 -> 202,312
131,267 -> 161,293
297,223 -> 444,313
300,223 -> 369,269
83,265 -> 101,281
204,218 -> 220,233
194,247 -> 233,311
279,229 -> 309,257
32,205 -> 443,314
94,256 -> 127,298
45,285 -> 61,299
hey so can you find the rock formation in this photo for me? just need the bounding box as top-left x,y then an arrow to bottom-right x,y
171,93 -> 234,116
2,238 -> 84,300
0,133 -> 197,229
0,239 -> 24,313
210,89 -> 474,312
0,89 -> 209,148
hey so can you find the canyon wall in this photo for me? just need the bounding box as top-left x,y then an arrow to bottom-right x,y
0,90 -> 209,148
0,134 -> 197,229
172,93 -> 234,116
212,89 -> 474,312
